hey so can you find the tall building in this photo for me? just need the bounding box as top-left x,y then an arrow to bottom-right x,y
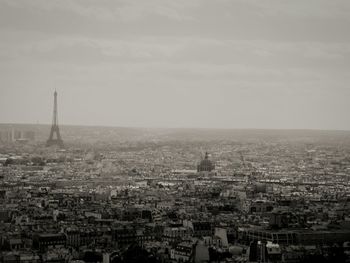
0,128 -> 35,142
0,130 -> 12,142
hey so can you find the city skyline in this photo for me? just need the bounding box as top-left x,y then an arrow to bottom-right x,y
1,0 -> 350,130
1,2 -> 350,262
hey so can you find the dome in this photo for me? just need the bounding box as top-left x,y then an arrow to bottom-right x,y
197,152 -> 215,172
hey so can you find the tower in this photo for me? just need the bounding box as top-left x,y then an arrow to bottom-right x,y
46,91 -> 64,147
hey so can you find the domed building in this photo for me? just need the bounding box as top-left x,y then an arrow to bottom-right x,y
197,152 -> 215,172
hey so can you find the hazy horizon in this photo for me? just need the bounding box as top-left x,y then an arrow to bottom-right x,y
1,122 -> 350,133
1,0 -> 350,130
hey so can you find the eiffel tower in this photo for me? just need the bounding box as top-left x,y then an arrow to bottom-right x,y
46,90 -> 64,147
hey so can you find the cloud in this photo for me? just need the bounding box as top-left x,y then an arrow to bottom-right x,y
115,0 -> 198,22
0,0 -> 350,129
0,0 -> 198,22
2,32 -> 349,67
1,0 -> 350,43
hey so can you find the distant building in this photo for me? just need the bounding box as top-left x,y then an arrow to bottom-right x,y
171,242 -> 194,262
0,130 -> 13,142
64,228 -> 80,248
183,220 -> 213,238
249,241 -> 282,263
0,128 -> 35,142
163,227 -> 189,244
33,234 -> 66,252
250,199 -> 274,214
239,227 -> 350,246
197,152 -> 215,172
112,226 -> 154,248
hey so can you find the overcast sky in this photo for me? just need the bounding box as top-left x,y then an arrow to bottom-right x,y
0,0 -> 349,130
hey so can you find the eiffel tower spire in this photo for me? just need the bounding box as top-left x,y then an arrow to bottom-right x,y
46,90 -> 64,147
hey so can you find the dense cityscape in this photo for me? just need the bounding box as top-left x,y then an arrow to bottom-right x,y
1,0 -> 350,262
1,117 -> 350,262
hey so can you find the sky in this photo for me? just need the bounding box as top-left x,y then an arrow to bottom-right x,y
0,0 -> 350,130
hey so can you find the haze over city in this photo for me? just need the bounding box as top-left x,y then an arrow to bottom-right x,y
0,0 -> 350,130
2,1 -> 350,263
